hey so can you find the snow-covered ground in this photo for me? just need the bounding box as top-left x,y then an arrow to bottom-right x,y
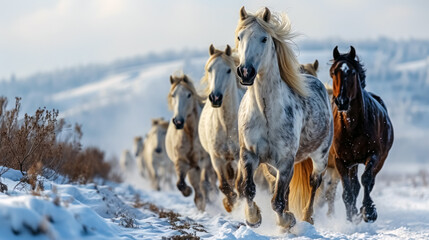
1,167 -> 428,240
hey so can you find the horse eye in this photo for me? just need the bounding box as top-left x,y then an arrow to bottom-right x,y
227,69 -> 231,74
187,93 -> 191,98
262,37 -> 268,43
237,36 -> 241,41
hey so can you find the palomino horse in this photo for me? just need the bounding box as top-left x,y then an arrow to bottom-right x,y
199,44 -> 246,212
165,74 -> 215,211
134,136 -> 147,177
235,7 -> 333,229
142,118 -> 175,190
329,46 -> 394,223
299,60 -> 319,77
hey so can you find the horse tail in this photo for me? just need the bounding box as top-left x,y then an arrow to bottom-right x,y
289,157 -> 313,220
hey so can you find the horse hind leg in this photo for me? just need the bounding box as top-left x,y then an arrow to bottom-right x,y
175,160 -> 192,197
360,154 -> 383,223
324,166 -> 340,216
240,149 -> 262,228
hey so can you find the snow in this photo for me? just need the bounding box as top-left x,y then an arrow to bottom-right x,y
1,167 -> 427,239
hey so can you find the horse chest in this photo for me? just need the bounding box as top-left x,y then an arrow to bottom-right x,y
240,105 -> 289,159
334,131 -> 372,164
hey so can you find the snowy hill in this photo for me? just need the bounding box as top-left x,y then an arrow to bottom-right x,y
1,38 -> 429,170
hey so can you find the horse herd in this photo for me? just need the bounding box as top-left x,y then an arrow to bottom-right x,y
120,7 -> 394,230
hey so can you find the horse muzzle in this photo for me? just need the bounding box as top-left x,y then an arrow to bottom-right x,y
237,65 -> 256,86
208,92 -> 223,108
334,97 -> 350,112
172,117 -> 184,129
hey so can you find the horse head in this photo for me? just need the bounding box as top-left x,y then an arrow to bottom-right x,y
205,44 -> 237,108
168,74 -> 200,129
236,7 -> 274,86
330,46 -> 361,112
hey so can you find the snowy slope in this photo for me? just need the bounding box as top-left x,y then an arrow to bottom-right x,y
1,167 -> 428,239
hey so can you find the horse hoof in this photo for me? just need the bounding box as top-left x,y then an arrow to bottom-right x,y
223,198 -> 232,212
277,211 -> 296,230
361,205 -> 377,223
246,218 -> 262,228
245,203 -> 262,228
182,186 -> 192,197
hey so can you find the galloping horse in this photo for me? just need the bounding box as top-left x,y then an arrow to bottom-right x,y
329,46 -> 394,223
199,44 -> 246,212
165,74 -> 215,211
235,7 -> 333,229
142,118 -> 174,190
134,136 -> 147,177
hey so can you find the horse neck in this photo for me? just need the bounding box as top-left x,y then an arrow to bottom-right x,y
250,56 -> 291,113
340,83 -> 366,129
184,98 -> 201,138
218,79 -> 241,122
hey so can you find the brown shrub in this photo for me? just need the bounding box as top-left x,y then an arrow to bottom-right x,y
0,96 -> 121,188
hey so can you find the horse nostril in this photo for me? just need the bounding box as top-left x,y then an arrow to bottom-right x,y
209,93 -> 214,102
237,66 -> 243,78
155,148 -> 162,153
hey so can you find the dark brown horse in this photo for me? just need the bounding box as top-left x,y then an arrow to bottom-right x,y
329,46 -> 394,223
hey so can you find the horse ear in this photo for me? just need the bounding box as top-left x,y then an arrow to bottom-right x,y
263,7 -> 271,22
170,75 -> 175,85
183,75 -> 188,83
333,46 -> 340,60
313,59 -> 319,71
225,45 -> 232,56
209,44 -> 215,56
349,46 -> 356,60
239,6 -> 248,20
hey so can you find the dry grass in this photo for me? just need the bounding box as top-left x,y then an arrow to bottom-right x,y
133,194 -> 206,239
0,96 -> 121,189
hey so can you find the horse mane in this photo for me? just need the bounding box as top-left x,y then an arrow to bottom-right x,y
235,8 -> 308,97
201,48 -> 244,96
168,74 -> 204,110
331,55 -> 367,89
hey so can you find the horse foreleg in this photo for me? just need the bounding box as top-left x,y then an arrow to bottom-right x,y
188,166 -> 206,211
336,157 -> 360,222
273,159 -> 296,230
302,160 -> 325,224
175,160 -> 192,197
240,149 -> 261,228
212,156 -> 237,212
361,154 -> 382,222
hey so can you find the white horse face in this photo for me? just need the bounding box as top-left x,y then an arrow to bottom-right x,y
147,124 -> 167,155
170,85 -> 194,129
236,22 -> 274,85
206,57 -> 234,107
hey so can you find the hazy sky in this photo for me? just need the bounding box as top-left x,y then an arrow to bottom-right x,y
1,0 -> 428,78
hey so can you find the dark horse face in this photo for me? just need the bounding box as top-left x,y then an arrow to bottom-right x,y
330,46 -> 359,112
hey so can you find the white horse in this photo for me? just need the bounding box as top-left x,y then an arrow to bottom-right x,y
119,149 -> 134,173
199,44 -> 246,212
235,7 -> 333,229
165,74 -> 216,211
133,136 -> 147,177
142,118 -> 175,190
